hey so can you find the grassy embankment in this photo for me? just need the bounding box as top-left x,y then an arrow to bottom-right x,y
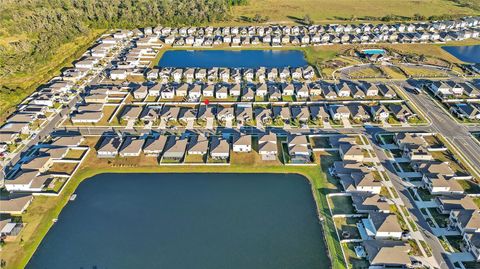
2,142 -> 346,269
0,29 -> 106,122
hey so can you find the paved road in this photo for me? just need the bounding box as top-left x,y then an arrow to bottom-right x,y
54,124 -> 438,137
394,82 -> 480,178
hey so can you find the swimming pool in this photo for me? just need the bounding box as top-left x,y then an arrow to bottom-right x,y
362,49 -> 386,55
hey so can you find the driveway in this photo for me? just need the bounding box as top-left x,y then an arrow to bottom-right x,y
159,120 -> 167,129
206,118 -> 214,130
126,120 -> 135,129
341,118 -> 352,128
186,119 -> 194,130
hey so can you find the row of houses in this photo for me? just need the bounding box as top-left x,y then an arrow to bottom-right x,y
108,36 -> 164,77
118,17 -> 480,41
1,32 -> 124,154
329,136 -> 416,268
429,80 -> 480,99
0,135 -> 88,243
394,133 -> 467,194
4,136 -> 85,192
167,30 -> 480,47
96,132 -> 311,163
0,81 -> 76,150
97,134 -> 228,161
130,80 -> 399,101
392,133 -> 479,261
449,102 -> 480,121
145,66 -> 316,83
91,101 -> 413,127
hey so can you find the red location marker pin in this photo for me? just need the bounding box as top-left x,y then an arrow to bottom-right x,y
204,99 -> 209,105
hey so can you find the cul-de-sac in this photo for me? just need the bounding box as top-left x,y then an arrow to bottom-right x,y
0,1 -> 480,268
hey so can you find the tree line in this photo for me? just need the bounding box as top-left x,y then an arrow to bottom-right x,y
0,0 -> 247,78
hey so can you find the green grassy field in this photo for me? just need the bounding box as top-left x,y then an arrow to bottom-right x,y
229,0 -> 477,24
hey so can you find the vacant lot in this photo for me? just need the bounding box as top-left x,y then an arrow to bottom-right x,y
230,0 -> 477,24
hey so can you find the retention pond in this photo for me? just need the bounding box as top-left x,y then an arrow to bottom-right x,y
158,49 -> 308,68
27,173 -> 328,269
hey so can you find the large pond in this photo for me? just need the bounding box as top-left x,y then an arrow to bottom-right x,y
27,173 -> 328,269
442,45 -> 480,63
158,50 -> 308,68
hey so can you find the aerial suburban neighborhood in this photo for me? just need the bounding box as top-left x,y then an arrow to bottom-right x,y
0,1 -> 480,268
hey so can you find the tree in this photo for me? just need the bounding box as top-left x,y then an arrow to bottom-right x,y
303,14 -> 312,25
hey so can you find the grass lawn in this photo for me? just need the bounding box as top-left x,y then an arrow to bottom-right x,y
381,65 -> 406,79
445,235 -> 464,253
341,242 -> 370,269
334,217 -> 362,240
399,162 -> 414,172
389,149 -> 403,158
46,177 -> 67,193
407,239 -> 422,256
310,136 -> 331,149
1,139 -> 347,269
416,187 -> 435,201
329,196 -> 355,215
390,205 -> 408,231
457,179 -> 480,194
378,133 -> 395,145
463,262 -> 480,269
346,66 -> 385,79
424,135 -> 442,148
184,154 -> 206,163
474,197 -> 480,208
228,0 -> 476,24
400,65 -> 449,78
47,163 -> 78,175
428,209 -> 449,228
64,149 -> 87,160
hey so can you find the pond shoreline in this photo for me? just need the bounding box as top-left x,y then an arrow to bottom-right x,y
27,171 -> 328,268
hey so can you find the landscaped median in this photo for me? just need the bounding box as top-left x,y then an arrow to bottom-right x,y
2,149 -> 346,269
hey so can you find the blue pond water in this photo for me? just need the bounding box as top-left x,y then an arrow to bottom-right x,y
27,173 -> 328,269
442,45 -> 480,63
158,50 -> 308,68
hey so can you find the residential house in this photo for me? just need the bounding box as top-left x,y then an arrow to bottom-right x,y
97,136 -> 122,158
143,136 -> 168,156
233,135 -> 252,152
329,105 -> 351,121
363,240 -> 411,268
339,171 -> 382,194
235,105 -> 253,125
258,133 -> 278,160
209,136 -> 230,160
351,193 -> 391,213
363,212 -> 403,239
287,135 -> 311,163
339,142 -> 365,162
187,135 -> 209,155
119,137 -> 144,157
162,136 -> 188,161
389,104 -> 414,122
370,104 -> 390,121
